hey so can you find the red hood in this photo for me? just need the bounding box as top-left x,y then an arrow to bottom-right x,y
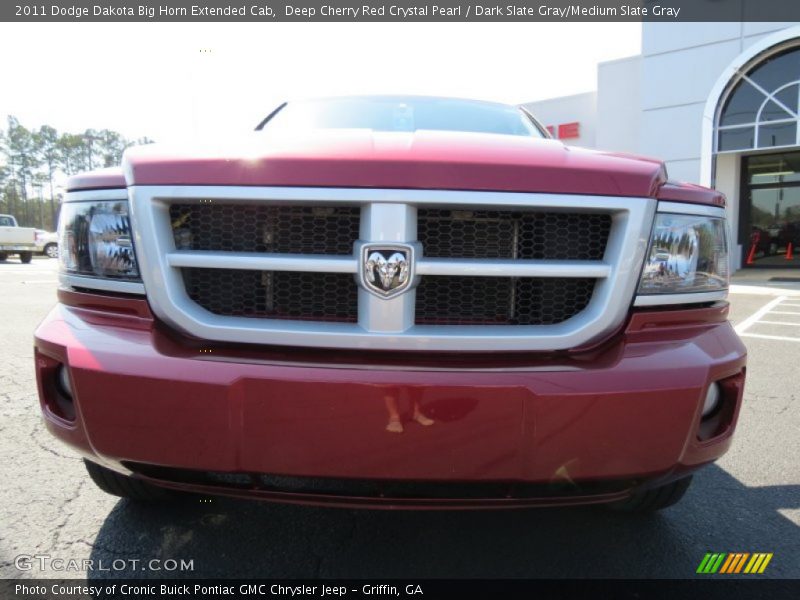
65,131 -> 723,206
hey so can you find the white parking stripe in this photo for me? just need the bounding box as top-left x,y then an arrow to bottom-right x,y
736,294 -> 800,342
741,333 -> 800,343
735,296 -> 787,334
781,303 -> 800,308
730,284 -> 800,297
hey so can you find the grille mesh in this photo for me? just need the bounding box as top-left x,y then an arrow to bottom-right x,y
415,276 -> 596,326
170,203 -> 607,328
183,268 -> 358,322
169,204 -> 360,254
418,209 -> 611,260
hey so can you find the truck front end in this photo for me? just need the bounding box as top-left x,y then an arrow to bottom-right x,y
33,98 -> 747,511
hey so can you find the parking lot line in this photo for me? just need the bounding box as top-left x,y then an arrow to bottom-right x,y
769,310 -> 800,316
740,332 -> 800,343
735,296 -> 787,334
729,284 -> 800,297
756,320 -> 800,327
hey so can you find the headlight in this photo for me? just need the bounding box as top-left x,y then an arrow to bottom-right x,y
638,212 -> 728,296
59,201 -> 140,280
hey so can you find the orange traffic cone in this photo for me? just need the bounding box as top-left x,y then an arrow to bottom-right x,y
787,242 -> 794,260
746,243 -> 757,265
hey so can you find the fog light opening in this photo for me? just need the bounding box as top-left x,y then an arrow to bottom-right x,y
51,364 -> 76,422
697,371 -> 744,442
57,365 -> 73,400
701,382 -> 721,419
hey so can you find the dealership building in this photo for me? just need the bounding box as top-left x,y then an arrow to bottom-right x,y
524,23 -> 800,272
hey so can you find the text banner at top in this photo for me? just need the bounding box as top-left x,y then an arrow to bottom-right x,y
3,0 -> 800,22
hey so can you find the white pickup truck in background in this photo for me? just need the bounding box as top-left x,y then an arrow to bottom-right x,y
35,229 -> 59,258
0,214 -> 38,263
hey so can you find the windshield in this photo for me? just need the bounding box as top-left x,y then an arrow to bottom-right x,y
259,97 -> 542,138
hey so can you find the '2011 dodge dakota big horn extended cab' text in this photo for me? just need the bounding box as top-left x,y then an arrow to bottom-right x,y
35,96 -> 746,512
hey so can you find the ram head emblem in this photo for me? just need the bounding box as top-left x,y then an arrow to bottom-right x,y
361,246 -> 413,298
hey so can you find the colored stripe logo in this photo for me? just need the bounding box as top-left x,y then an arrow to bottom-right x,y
697,552 -> 773,574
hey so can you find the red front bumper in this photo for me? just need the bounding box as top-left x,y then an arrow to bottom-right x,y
34,291 -> 747,509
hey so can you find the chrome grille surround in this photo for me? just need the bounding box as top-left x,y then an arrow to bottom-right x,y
129,186 -> 656,351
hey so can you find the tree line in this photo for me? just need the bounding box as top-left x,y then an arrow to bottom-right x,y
0,116 -> 153,231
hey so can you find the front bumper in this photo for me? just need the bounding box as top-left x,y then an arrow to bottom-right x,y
34,291 -> 747,509
0,245 -> 36,252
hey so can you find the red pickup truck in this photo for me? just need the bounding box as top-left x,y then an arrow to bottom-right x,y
35,96 -> 746,512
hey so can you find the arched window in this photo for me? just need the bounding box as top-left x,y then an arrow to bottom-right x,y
717,45 -> 800,152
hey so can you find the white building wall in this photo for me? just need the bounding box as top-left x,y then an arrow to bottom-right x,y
522,23 -> 800,178
640,22 -> 800,184
640,23 -> 800,271
596,56 -> 641,155
521,92 -> 597,148
715,153 -> 743,270
523,23 -> 800,273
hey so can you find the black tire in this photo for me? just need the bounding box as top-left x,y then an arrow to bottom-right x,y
19,252 -> 33,264
84,459 -> 173,502
44,243 -> 59,259
0,252 -> 7,261
608,476 -> 693,513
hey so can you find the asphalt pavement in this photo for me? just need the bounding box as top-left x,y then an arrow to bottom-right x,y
0,258 -> 798,579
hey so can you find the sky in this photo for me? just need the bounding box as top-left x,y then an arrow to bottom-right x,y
0,22 -> 641,143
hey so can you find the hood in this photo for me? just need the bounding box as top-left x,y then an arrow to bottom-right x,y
65,166 -> 127,191
65,130 -> 721,205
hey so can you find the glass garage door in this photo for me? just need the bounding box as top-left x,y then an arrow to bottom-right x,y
742,151 -> 800,268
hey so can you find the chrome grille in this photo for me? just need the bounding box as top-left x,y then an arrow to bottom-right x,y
415,277 -> 596,326
131,186 -> 655,351
418,209 -> 611,260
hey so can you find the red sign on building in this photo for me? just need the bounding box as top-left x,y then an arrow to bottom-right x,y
545,122 -> 581,140
558,122 -> 580,139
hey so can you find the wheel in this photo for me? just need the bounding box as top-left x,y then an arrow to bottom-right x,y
608,476 -> 693,513
19,252 -> 33,264
44,243 -> 59,259
84,460 -> 173,502
0,252 -> 7,261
